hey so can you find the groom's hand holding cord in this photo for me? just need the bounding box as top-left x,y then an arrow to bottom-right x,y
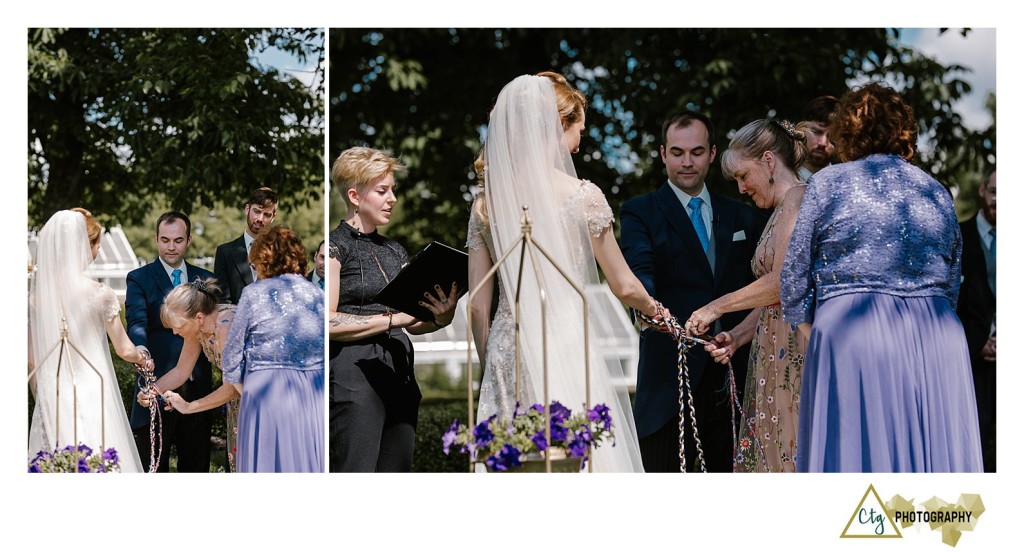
134,347 -> 154,373
136,381 -> 163,409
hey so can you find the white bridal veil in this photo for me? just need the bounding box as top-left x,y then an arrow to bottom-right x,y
29,211 -> 143,471
483,75 -> 643,472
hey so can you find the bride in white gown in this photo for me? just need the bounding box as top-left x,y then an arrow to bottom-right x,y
466,74 -> 670,472
29,209 -> 146,472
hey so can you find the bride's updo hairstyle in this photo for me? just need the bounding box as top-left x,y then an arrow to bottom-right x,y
331,147 -> 406,211
536,71 -> 587,130
161,278 -> 222,329
474,71 -> 586,226
721,119 -> 809,181
70,207 -> 102,251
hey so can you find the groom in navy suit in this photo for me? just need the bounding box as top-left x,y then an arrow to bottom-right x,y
621,111 -> 760,472
127,211 -> 215,472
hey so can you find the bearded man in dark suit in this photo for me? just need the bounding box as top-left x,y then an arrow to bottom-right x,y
214,187 -> 278,304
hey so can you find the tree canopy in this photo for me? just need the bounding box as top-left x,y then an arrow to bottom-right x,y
329,28 -> 995,252
28,28 -> 325,229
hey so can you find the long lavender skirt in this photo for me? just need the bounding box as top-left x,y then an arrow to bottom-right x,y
236,368 -> 324,473
797,293 -> 982,472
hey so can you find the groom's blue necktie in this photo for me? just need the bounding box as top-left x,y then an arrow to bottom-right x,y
171,268 -> 182,287
987,228 -> 996,296
688,196 -> 710,254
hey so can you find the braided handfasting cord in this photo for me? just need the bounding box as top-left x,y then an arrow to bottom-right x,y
134,352 -> 163,473
637,311 -> 707,473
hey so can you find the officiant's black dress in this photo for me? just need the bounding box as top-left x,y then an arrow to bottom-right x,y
328,222 -> 421,472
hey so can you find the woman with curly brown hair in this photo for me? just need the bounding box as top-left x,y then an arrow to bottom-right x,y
218,225 -> 325,472
780,82 -> 982,472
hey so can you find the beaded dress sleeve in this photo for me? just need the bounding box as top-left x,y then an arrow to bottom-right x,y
780,175 -> 822,326
221,288 -> 253,385
580,180 -> 614,238
466,207 -> 487,251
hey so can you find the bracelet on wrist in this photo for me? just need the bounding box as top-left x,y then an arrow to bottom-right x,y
134,347 -> 151,367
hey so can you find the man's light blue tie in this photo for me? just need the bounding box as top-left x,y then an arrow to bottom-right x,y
688,196 -> 709,254
172,268 -> 182,287
988,228 -> 996,296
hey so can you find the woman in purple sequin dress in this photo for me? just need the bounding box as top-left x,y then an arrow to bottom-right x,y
221,226 -> 325,472
780,82 -> 982,472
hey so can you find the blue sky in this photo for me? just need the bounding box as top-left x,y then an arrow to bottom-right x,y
901,28 -> 995,131
252,34 -> 323,90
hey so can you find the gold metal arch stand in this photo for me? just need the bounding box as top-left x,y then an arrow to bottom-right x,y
28,316 -> 106,454
465,206 -> 593,473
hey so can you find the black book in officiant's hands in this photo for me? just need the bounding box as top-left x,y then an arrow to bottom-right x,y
373,241 -> 468,323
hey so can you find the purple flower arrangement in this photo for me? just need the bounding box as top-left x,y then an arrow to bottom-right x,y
442,401 -> 614,471
28,444 -> 121,473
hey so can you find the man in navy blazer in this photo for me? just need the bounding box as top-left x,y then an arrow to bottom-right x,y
621,111 -> 760,472
214,187 -> 278,304
127,211 -> 215,472
957,169 -> 997,472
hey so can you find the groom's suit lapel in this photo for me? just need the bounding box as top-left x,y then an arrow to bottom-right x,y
149,260 -> 173,298
710,193 -> 736,290
654,183 -> 713,280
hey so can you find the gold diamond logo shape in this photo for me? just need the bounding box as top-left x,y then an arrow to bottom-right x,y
841,484 -> 903,539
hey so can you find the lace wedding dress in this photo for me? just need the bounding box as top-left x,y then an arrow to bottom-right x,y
467,75 -> 643,472
29,210 -> 143,472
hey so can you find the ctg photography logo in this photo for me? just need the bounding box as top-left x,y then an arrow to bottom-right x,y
840,484 -> 985,547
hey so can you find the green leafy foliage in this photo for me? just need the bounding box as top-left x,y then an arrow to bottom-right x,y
330,28 -> 994,251
119,192 -> 325,264
28,28 -> 325,229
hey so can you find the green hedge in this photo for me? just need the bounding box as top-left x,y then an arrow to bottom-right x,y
412,397 -> 476,473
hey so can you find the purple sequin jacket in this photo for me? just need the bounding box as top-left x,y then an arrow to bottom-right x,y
781,154 -> 962,326
222,273 -> 325,383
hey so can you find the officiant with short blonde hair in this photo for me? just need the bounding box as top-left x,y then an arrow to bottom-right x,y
327,146 -> 460,472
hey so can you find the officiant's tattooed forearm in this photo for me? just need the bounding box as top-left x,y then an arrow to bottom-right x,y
330,313 -> 372,327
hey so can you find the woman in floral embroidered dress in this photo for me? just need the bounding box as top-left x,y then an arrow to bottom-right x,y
685,119 -> 809,472
142,278 -> 241,472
